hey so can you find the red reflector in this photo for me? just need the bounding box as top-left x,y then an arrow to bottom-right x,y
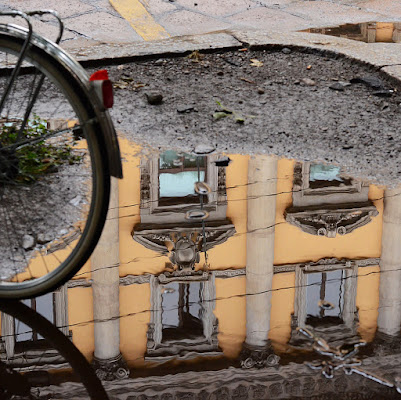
90,69 -> 109,81
102,80 -> 114,108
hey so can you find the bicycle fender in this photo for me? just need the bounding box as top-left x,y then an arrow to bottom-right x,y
95,109 -> 123,179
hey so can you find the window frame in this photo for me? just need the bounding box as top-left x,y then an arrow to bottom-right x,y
0,285 -> 70,368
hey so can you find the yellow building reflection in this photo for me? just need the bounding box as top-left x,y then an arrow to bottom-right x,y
304,22 -> 401,44
0,137 -> 392,380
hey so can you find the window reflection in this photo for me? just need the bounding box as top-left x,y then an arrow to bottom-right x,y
305,270 -> 345,326
161,282 -> 203,341
309,163 -> 351,189
159,151 -> 206,205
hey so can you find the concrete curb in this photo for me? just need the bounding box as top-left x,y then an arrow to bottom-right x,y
69,29 -> 401,83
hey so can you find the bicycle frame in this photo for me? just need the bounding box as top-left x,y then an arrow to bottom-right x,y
0,11 -> 64,143
0,11 -> 122,178
0,299 -> 109,399
0,11 -> 33,118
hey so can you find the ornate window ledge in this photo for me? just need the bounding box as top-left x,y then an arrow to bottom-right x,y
285,162 -> 378,237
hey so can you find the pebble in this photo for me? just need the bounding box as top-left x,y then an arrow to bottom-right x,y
145,92 -> 163,105
301,78 -> 316,86
373,90 -> 393,98
177,105 -> 196,113
342,145 -> 354,150
329,82 -> 346,91
155,59 -> 164,65
350,75 -> 384,89
37,233 -> 53,245
282,47 -> 291,54
257,88 -> 265,94
22,234 -> 36,250
194,144 -> 216,154
69,195 -> 82,207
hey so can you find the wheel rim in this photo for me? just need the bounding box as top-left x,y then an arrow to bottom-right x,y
0,32 -> 109,298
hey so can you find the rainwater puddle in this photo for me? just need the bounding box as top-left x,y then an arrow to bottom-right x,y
2,143 -> 401,399
303,22 -> 401,43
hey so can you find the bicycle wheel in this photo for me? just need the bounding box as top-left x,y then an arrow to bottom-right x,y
0,26 -> 110,298
0,299 -> 109,399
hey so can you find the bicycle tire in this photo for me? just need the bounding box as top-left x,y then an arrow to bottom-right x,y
0,26 -> 110,298
0,299 -> 109,399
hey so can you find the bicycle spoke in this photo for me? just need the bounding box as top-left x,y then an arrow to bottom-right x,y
0,197 -> 18,280
17,71 -> 43,141
0,23 -> 110,299
3,123 -> 85,152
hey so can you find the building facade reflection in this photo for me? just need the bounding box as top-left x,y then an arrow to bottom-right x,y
1,139 -> 399,395
304,22 -> 401,44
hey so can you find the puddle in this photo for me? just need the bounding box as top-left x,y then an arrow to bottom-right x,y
2,141 -> 401,398
303,22 -> 401,43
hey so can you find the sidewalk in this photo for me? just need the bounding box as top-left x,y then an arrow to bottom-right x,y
0,1 -> 400,79
0,1 -> 400,49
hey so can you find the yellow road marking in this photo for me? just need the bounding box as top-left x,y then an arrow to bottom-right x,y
110,0 -> 169,41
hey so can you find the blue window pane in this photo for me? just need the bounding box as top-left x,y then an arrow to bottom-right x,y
309,164 -> 343,182
160,171 -> 205,198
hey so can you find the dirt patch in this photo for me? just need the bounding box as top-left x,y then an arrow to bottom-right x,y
0,159 -> 91,280
0,74 -> 93,279
103,47 -> 401,185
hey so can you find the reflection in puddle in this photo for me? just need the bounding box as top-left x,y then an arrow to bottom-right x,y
303,22 -> 401,43
2,141 -> 401,398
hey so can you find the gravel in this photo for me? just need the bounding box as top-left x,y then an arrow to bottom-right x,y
101,48 -> 401,186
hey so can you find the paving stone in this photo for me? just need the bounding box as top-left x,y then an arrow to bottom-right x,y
61,37 -> 101,51
70,32 -> 241,63
256,0 -> 294,5
227,7 -> 310,32
0,13 -> 76,42
159,10 -> 231,36
382,65 -> 401,82
355,0 -> 401,18
230,29 -> 401,67
0,0 -> 95,18
174,0 -> 252,17
66,11 -> 142,43
284,1 -> 382,26
141,0 -> 177,16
